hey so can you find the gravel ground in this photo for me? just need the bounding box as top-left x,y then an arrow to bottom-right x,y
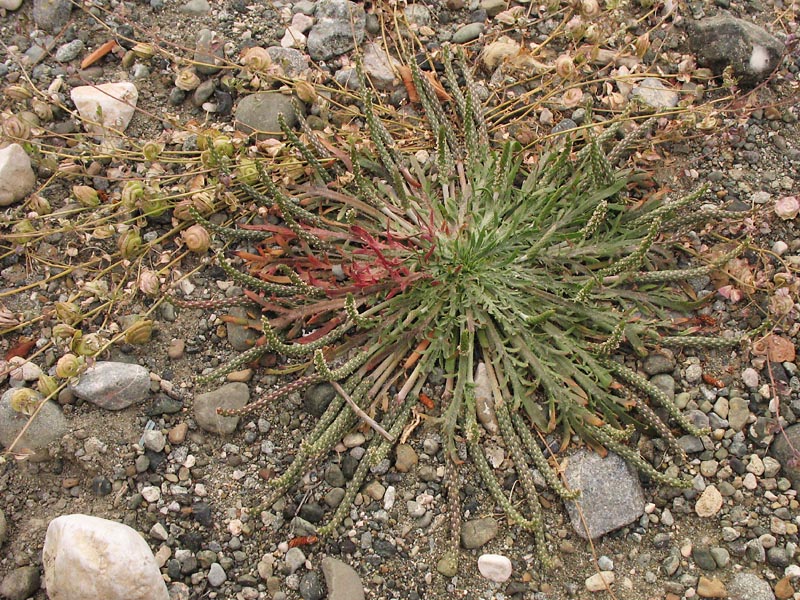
2,0 -> 800,598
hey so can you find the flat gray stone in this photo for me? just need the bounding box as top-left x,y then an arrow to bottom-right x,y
361,42 -> 398,91
0,566 -> 40,600
0,390 -> 68,454
631,77 -> 679,109
306,0 -> 365,61
564,450 -> 645,540
688,14 -> 784,87
194,29 -> 224,75
32,0 -> 72,32
225,306 -> 260,351
771,423 -> 800,492
179,0 -> 210,14
460,517 -> 498,549
321,557 -> 364,600
267,47 -> 309,78
193,383 -> 249,434
234,92 -> 300,138
452,22 -> 484,44
69,361 -> 150,410
728,572 -> 775,600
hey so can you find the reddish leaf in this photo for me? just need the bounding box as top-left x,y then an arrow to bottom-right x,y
5,338 -> 35,360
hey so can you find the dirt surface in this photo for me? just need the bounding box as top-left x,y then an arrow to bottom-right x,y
1,0 -> 800,599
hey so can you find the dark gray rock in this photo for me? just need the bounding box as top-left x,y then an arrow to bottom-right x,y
0,566 -> 40,600
69,361 -> 151,410
55,39 -> 84,63
306,0 -> 365,61
687,14 -> 784,87
299,572 -> 324,600
643,352 -> 675,376
771,423 -> 800,491
234,92 -> 300,138
0,390 -> 68,454
33,0 -> 72,32
193,383 -> 249,434
267,47 -> 309,78
727,572 -> 775,600
303,383 -> 336,417
564,450 -> 645,539
321,557 -> 364,600
460,517 -> 498,549
194,29 -> 224,75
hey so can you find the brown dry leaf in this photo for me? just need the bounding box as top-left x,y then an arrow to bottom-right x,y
752,334 -> 796,362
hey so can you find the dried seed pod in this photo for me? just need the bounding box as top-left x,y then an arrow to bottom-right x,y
142,141 -> 164,161
55,302 -> 82,325
124,318 -> 154,345
28,194 -> 52,215
175,68 -> 201,91
121,180 -> 145,211
52,323 -> 78,340
72,185 -> 100,207
236,157 -> 260,184
294,80 -> 317,104
182,224 -> 211,253
138,270 -> 161,296
71,331 -> 105,356
118,228 -> 143,258
55,353 -> 85,378
9,388 -> 42,416
4,115 -> 31,140
37,373 -> 59,398
240,47 -> 272,71
31,98 -> 54,122
132,42 -> 156,59
554,54 -> 575,79
11,219 -> 36,245
580,0 -> 600,17
4,85 -> 33,100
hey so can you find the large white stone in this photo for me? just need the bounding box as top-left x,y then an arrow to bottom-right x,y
43,514 -> 168,600
477,553 -> 513,583
0,143 -> 36,207
0,0 -> 23,11
70,82 -> 138,142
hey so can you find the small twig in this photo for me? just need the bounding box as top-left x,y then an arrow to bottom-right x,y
330,380 -> 393,442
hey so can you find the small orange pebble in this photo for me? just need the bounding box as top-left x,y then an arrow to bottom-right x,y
418,392 -> 434,410
80,40 -> 118,70
702,373 -> 725,388
288,535 -> 318,548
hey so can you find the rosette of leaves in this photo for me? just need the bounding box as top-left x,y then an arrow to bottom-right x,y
175,47 -> 748,567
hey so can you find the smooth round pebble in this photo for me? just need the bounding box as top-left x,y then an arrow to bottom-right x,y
477,553 -> 512,583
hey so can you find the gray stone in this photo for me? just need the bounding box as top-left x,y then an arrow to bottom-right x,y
480,0 -> 506,16
267,47 -> 310,78
207,563 -> 226,587
692,546 -> 717,570
394,443 -> 418,473
284,547 -> 306,574
235,92 -> 300,138
678,434 -> 705,454
771,424 -> 800,491
643,353 -> 675,376
303,382 -> 336,417
0,566 -> 40,600
0,508 -> 6,545
179,0 -> 210,14
321,557 -> 364,600
325,464 -> 346,487
403,4 -> 431,28
33,0 -> 72,32
225,306 -> 260,351
194,29 -> 224,75
193,79 -> 216,106
727,572 -> 775,600
0,144 -> 36,207
0,0 -> 23,10
55,39 -> 84,63
649,373 -> 675,400
631,77 -> 679,109
688,15 -> 784,87
461,517 -> 499,549
0,390 -> 68,454
324,487 -> 346,508
70,361 -> 150,410
142,429 -> 166,453
452,23 -> 484,44
193,383 -> 249,434
306,0 -> 365,61
299,572 -> 324,600
361,42 -> 398,91
564,449 -> 645,539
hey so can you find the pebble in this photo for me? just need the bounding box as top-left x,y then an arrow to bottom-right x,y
70,83 -> 138,142
299,572 -> 324,600
461,517 -> 498,549
321,557 -> 364,600
69,361 -> 150,410
168,422 -> 188,444
142,429 -> 166,453
167,339 -> 185,360
727,572 -> 776,600
452,22 -> 484,43
306,0 -> 366,60
697,576 -> 727,598
0,0 -> 23,9
394,443 -> 418,472
0,390 -> 68,453
477,554 -> 512,583
631,77 -> 679,108
193,382 -> 249,434
0,509 -> 6,546
695,485 -> 723,517
55,39 -> 84,62
0,144 -> 37,207
235,92 -> 300,138
180,0 -> 210,14
0,566 -> 40,600
207,563 -> 226,587
585,571 -> 615,592
33,0 -> 72,32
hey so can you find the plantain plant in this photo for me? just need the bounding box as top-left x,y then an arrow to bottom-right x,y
173,46 -> 748,569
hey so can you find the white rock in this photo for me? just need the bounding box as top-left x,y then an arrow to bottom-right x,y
281,27 -> 306,48
695,484 -> 723,517
43,514 -> 169,600
585,571 -> 615,592
291,12 -> 314,33
477,553 -> 512,583
141,486 -> 161,503
0,143 -> 36,207
742,367 -> 759,388
70,82 -> 138,142
0,0 -> 24,10
631,77 -> 679,109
